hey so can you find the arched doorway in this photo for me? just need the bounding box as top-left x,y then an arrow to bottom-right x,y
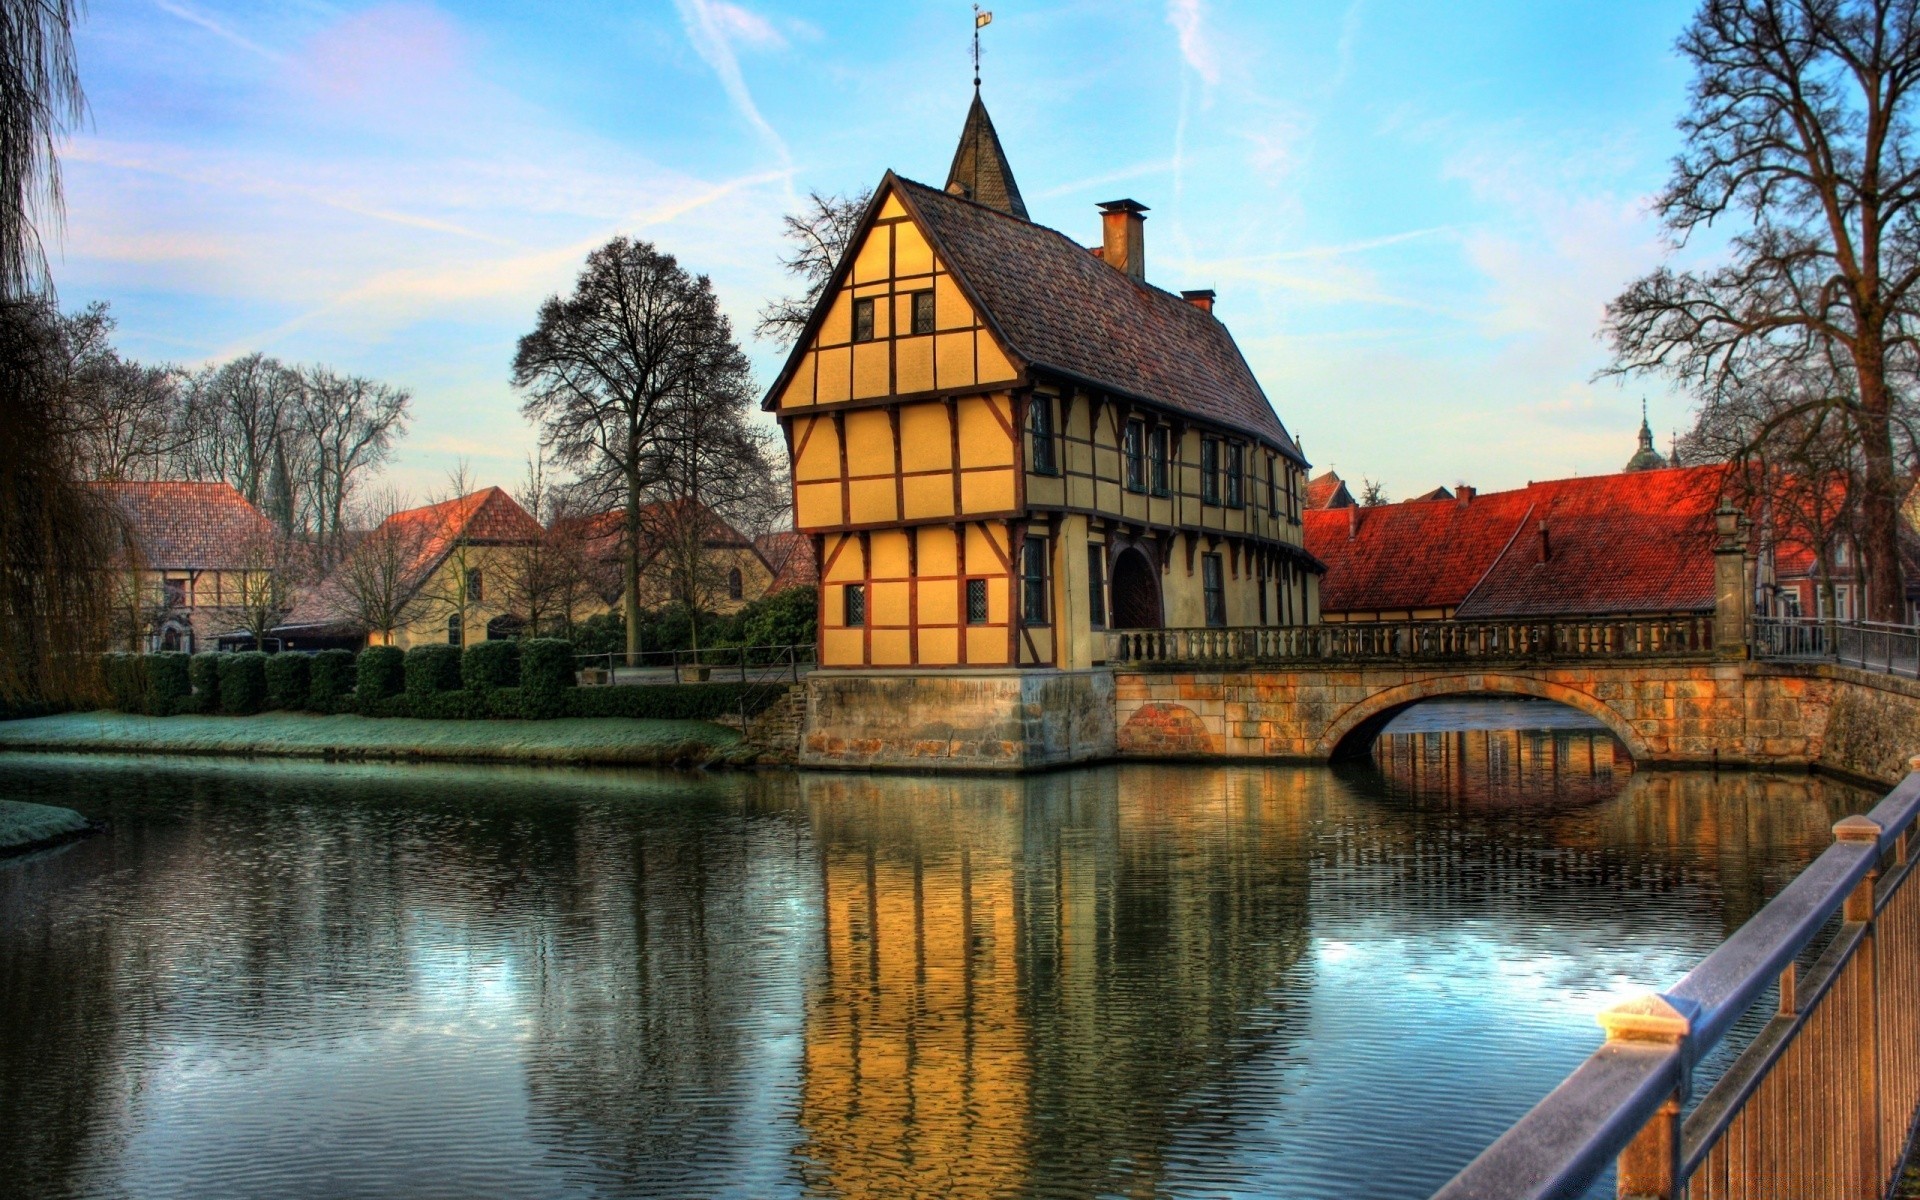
1109,547 -> 1162,629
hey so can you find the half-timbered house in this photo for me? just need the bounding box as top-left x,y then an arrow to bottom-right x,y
767,91 -> 1322,681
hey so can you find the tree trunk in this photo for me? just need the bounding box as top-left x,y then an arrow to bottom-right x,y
623,480 -> 641,669
1853,355 -> 1905,622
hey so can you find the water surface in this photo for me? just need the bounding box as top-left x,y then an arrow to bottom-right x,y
0,720 -> 1872,1199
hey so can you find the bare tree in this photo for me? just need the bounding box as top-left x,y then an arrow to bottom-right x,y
177,353 -> 306,516
500,453 -> 594,638
333,489 -> 434,645
1,0 -> 84,299
1358,478 -> 1391,507
1605,0 -> 1920,621
221,526 -> 299,650
754,189 -> 872,348
296,366 -> 411,571
513,236 -> 752,666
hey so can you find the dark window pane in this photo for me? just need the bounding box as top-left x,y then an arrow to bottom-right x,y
966,578 -> 988,624
1124,421 -> 1146,492
466,568 -> 484,602
1226,444 -> 1243,508
1202,554 -> 1225,627
448,614 -> 464,645
912,291 -> 935,335
1268,456 -> 1280,516
844,584 -> 866,627
1201,440 -> 1220,505
163,578 -> 187,608
1022,538 -> 1048,626
1087,544 -> 1107,628
727,567 -> 743,600
1029,398 -> 1056,474
1150,428 -> 1170,495
853,298 -> 875,343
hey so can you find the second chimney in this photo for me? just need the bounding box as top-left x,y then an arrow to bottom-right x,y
1182,289 -> 1216,314
1098,199 -> 1148,281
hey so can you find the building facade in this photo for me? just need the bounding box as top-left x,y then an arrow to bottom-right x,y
768,93 -> 1321,677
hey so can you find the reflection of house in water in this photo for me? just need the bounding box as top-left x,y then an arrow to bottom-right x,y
793,769 -> 1312,1199
1372,727 -> 1635,811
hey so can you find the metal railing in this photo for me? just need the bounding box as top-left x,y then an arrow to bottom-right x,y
1433,763 -> 1920,1200
1753,616 -> 1920,680
574,642 -> 815,686
1106,617 -> 1716,667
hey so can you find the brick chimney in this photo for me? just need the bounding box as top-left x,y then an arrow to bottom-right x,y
1456,485 -> 1475,507
1181,289 -> 1216,314
1348,505 -> 1361,540
1098,199 -> 1148,281
1537,519 -> 1551,564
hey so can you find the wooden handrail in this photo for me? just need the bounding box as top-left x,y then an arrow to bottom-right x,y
1431,768 -> 1920,1200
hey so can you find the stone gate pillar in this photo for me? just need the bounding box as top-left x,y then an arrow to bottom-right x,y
1714,503 -> 1750,660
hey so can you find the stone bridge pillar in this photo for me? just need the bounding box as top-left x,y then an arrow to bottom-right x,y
1714,503 -> 1750,661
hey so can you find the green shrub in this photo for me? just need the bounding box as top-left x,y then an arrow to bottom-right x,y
190,652 -> 221,712
145,652 -> 192,715
356,646 -> 405,708
217,652 -> 269,715
405,644 -> 463,698
264,653 -> 310,710
308,649 -> 357,712
462,640 -> 520,692
568,682 -> 788,721
101,652 -> 147,713
519,638 -> 577,718
737,585 -> 817,653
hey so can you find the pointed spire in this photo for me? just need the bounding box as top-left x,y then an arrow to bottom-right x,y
945,92 -> 1028,220
1624,399 -> 1668,472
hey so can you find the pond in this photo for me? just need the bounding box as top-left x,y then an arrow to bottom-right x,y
0,702 -> 1875,1199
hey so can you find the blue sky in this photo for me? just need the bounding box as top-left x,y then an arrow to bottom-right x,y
60,0 -> 1703,502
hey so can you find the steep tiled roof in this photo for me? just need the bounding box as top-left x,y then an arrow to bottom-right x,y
562,501 -> 767,606
757,531 -> 818,593
95,481 -> 275,570
891,175 -> 1303,461
1306,471 -> 1354,510
944,92 -> 1027,219
1304,466 -> 1730,618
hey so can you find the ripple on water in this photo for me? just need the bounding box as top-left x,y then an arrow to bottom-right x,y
0,747 -> 1873,1200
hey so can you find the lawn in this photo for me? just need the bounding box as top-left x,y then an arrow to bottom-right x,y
0,711 -> 751,767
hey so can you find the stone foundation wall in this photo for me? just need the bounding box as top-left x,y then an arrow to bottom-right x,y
801,669 -> 1115,772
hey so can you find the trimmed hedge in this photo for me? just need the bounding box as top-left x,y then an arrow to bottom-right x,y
264,653 -> 310,711
102,653 -> 146,714
217,652 -> 268,715
462,640 -> 519,692
357,646 -> 405,707
519,638 -> 576,718
189,653 -> 221,714
309,649 -> 356,712
404,644 -> 463,698
146,652 -> 192,715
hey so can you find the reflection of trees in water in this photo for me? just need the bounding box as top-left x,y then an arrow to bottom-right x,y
791,768 -> 1313,1200
1373,727 -> 1633,811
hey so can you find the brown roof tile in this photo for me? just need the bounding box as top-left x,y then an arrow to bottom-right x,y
890,175 -> 1304,460
95,481 -> 275,570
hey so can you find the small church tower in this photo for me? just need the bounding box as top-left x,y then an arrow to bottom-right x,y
1623,402 -> 1667,472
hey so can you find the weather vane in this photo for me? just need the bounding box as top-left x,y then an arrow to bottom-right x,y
973,5 -> 993,90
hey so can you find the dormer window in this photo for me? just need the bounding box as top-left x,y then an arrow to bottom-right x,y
911,291 -> 935,335
852,297 -> 876,343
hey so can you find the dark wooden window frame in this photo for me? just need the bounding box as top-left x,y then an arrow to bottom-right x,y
852,297 -> 876,343
844,583 -> 866,627
910,290 -> 935,335
1202,553 -> 1226,627
1021,538 -> 1049,627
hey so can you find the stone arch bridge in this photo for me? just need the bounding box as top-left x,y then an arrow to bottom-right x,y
1105,620 -> 1833,770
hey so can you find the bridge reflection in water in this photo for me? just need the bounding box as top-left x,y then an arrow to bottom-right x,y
0,753 -> 1875,1200
1371,697 -> 1634,811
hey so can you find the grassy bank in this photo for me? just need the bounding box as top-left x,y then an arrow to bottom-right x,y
0,799 -> 93,854
0,711 -> 758,767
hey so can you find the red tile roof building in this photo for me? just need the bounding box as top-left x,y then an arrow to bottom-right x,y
1304,466 -> 1731,622
95,481 -> 278,652
277,487 -> 545,649
1306,471 -> 1355,510
562,500 -> 778,614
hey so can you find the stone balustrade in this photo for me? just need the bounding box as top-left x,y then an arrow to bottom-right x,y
1106,616 -> 1717,668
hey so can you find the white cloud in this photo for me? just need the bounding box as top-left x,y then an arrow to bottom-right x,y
673,0 -> 793,167
1166,0 -> 1219,87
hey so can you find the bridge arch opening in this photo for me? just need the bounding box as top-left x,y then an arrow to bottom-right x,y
1110,547 -> 1162,629
1319,677 -> 1651,764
